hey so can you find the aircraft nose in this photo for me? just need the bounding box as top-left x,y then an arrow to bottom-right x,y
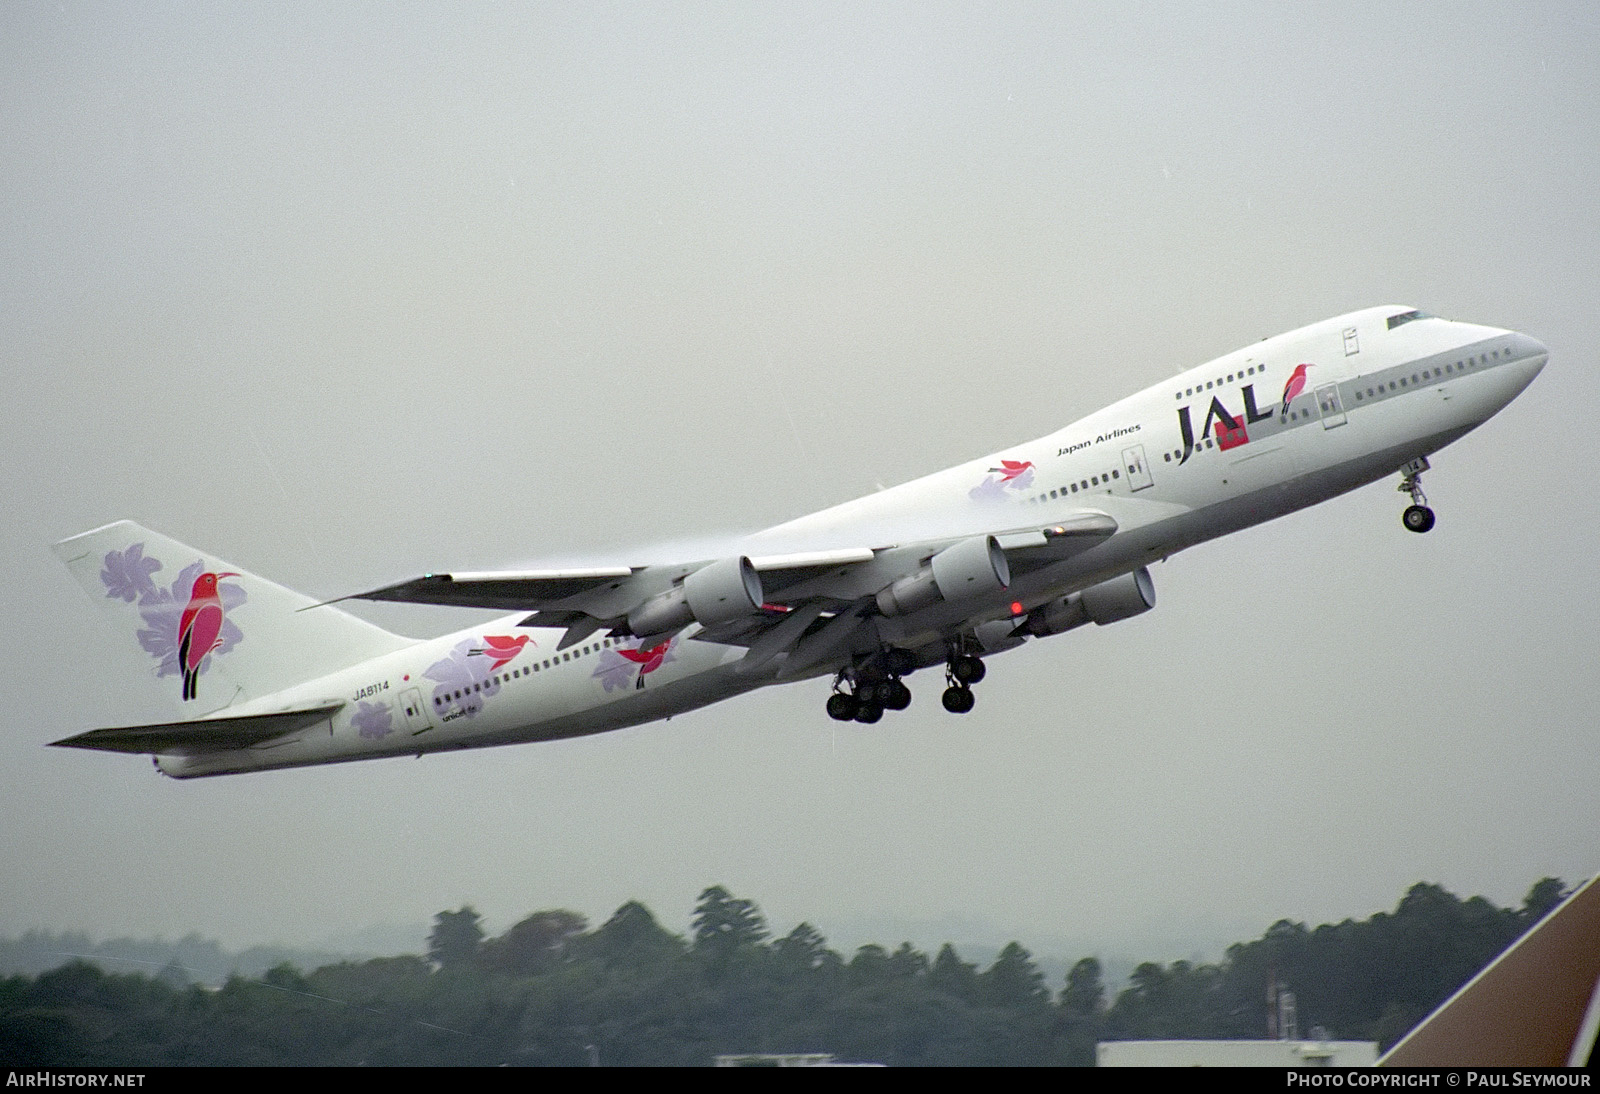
1509,331 -> 1550,373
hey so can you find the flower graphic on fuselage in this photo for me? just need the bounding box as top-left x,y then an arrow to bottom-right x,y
425,637 -> 506,719
969,458 -> 1035,501
352,700 -> 394,740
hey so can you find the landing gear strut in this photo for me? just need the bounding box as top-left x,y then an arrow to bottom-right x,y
1398,457 -> 1436,534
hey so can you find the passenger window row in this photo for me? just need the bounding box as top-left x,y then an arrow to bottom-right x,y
432,637 -> 626,707
1027,469 -> 1121,503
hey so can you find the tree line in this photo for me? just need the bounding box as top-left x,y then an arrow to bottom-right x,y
0,878 -> 1568,1066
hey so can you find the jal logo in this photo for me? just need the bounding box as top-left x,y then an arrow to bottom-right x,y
1174,365 -> 1312,465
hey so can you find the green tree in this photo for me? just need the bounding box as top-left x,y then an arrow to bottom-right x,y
427,906 -> 485,970
691,886 -> 768,965
979,941 -> 1048,1007
1520,877 -> 1567,926
481,909 -> 587,977
582,900 -> 685,972
927,943 -> 978,1002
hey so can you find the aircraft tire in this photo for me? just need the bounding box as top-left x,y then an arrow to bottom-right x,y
942,685 -> 975,714
826,693 -> 859,721
952,655 -> 986,684
854,702 -> 884,724
1403,505 -> 1436,534
884,680 -> 912,711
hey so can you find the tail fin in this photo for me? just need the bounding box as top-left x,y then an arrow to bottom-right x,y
54,521 -> 415,716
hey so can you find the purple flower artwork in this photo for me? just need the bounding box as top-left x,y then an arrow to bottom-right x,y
352,700 -> 394,740
968,463 -> 1034,501
99,544 -> 247,686
425,637 -> 503,719
100,542 -> 161,603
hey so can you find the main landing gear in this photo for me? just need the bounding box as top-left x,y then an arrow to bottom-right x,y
826,677 -> 912,723
827,653 -> 914,723
1398,457 -> 1436,534
823,644 -> 989,721
941,646 -> 984,715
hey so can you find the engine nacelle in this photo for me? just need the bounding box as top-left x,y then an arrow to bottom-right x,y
973,619 -> 1026,655
1080,566 -> 1155,624
628,556 -> 764,637
875,535 -> 1010,618
1026,567 -> 1155,637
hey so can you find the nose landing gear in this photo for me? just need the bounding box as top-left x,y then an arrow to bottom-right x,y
1399,457 -> 1436,534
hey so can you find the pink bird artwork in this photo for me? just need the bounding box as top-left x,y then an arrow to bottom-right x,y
616,642 -> 671,689
177,571 -> 239,701
1280,363 -> 1313,419
990,459 -> 1034,483
467,634 -> 536,672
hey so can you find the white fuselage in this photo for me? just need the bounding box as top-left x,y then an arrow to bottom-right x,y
159,307 -> 1547,777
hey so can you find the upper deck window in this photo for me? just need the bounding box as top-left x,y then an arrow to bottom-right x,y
1386,310 -> 1437,330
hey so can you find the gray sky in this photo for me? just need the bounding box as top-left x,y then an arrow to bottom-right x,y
3,1 -> 1597,968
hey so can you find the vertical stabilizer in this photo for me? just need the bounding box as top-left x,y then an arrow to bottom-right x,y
54,521 -> 414,715
1379,873 -> 1600,1067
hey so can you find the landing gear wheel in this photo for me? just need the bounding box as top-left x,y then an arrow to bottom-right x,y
1397,458 -> 1435,534
826,693 -> 859,721
1402,505 -> 1436,534
854,702 -> 884,724
942,685 -> 975,714
883,679 -> 912,711
951,655 -> 986,685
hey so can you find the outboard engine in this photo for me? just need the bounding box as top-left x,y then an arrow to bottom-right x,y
1024,567 -> 1155,637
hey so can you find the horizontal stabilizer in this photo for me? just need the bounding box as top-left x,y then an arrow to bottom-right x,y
49,703 -> 344,757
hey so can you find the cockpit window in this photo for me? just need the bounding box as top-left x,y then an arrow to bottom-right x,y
1387,310 -> 1437,330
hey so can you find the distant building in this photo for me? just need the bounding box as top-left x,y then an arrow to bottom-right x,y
1097,1040 -> 1377,1067
713,1053 -> 883,1067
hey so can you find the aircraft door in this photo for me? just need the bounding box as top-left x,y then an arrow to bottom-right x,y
1316,384 -> 1347,429
399,687 -> 433,735
1122,444 -> 1154,492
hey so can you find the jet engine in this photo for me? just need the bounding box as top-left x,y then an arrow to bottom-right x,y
628,556 -> 764,637
1024,567 -> 1155,637
875,535 -> 1010,618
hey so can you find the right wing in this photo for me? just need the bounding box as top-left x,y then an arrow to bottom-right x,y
340,513 -> 1120,668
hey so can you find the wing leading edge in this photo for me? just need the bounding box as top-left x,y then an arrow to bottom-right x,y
346,515 -> 1116,614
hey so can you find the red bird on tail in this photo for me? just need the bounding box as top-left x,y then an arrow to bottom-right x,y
178,571 -> 239,701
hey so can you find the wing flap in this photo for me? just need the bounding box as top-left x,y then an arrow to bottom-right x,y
50,703 -> 345,757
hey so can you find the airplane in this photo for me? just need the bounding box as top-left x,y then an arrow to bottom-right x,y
50,306 -> 1548,779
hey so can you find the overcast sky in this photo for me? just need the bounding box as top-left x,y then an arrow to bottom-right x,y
3,1 -> 1597,969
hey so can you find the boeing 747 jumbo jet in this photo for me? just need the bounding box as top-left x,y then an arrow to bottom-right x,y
52,306 -> 1547,778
